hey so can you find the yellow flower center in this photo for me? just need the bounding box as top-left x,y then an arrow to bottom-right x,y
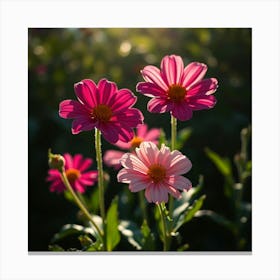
167,84 -> 186,103
65,168 -> 81,184
147,164 -> 166,184
91,104 -> 113,123
130,136 -> 144,149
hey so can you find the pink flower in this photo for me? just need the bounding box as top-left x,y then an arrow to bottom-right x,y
47,153 -> 98,193
117,141 -> 192,203
103,124 -> 161,169
136,54 -> 218,121
59,79 -> 144,144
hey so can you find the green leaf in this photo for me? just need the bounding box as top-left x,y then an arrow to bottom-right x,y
141,220 -> 155,251
173,195 -> 206,232
106,196 -> 121,251
118,220 -> 142,250
51,224 -> 96,244
48,244 -> 64,251
175,127 -> 192,150
205,147 -> 232,177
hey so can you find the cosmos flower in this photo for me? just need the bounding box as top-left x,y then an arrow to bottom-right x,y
103,124 -> 160,169
117,141 -> 192,203
136,54 -> 218,121
47,153 -> 98,193
59,78 -> 144,144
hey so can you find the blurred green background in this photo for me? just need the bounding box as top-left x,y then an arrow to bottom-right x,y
28,28 -> 251,251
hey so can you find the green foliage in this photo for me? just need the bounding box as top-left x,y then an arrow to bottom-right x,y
106,197 -> 121,251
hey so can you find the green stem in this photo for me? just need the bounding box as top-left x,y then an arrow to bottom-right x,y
169,115 -> 177,215
95,128 -> 107,249
171,114 -> 177,151
158,203 -> 168,251
60,171 -> 103,240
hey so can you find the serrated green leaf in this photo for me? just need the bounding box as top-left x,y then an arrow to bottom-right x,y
118,220 -> 142,250
175,127 -> 192,150
106,197 -> 121,251
205,147 -> 232,177
173,195 -> 206,232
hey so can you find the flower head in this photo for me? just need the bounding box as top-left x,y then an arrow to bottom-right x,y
103,124 -> 161,169
136,54 -> 218,121
117,141 -> 192,203
47,153 -> 98,193
59,79 -> 144,144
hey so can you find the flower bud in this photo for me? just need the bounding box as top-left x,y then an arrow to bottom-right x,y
48,149 -> 65,172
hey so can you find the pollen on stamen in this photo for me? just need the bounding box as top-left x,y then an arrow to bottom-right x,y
65,168 -> 81,184
130,136 -> 144,149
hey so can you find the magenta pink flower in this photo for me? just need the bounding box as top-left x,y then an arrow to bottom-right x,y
103,124 -> 161,169
136,54 -> 218,121
47,153 -> 98,193
117,141 -> 192,203
59,79 -> 144,144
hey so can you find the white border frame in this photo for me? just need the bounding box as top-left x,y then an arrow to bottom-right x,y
1,0 -> 279,279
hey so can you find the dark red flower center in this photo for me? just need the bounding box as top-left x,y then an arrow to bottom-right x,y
130,136 -> 144,149
147,164 -> 166,183
91,104 -> 113,123
167,84 -> 186,103
66,168 -> 81,184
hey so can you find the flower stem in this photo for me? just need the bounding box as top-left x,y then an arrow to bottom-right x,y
171,114 -> 177,151
95,128 -> 106,248
158,203 -> 168,251
169,115 -> 177,214
60,171 -> 103,240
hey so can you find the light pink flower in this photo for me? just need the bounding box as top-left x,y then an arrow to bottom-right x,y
136,54 -> 218,121
103,124 -> 160,170
59,79 -> 144,144
46,153 -> 98,193
117,141 -> 192,203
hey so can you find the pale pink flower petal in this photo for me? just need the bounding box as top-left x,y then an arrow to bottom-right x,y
103,150 -> 125,169
118,141 -> 192,203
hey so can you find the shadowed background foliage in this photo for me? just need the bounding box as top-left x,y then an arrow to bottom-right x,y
28,28 -> 251,251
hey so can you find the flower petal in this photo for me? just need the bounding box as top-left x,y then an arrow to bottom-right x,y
64,153 -> 73,169
103,150 -> 125,169
97,79 -> 118,105
141,65 -> 168,91
119,153 -> 149,174
136,82 -> 166,98
73,154 -> 83,169
165,175 -> 192,191
171,102 -> 193,121
78,158 -> 93,172
71,117 -> 95,134
187,78 -> 218,96
59,100 -> 87,119
187,94 -> 217,110
160,55 -> 184,85
168,151 -> 192,175
181,62 -> 207,88
135,141 -> 159,167
110,89 -> 137,113
147,98 -> 173,113
74,79 -> 98,108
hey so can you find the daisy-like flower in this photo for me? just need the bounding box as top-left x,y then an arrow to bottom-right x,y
47,153 -> 98,193
103,124 -> 160,169
136,54 -> 218,121
117,141 -> 192,203
59,79 -> 144,144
